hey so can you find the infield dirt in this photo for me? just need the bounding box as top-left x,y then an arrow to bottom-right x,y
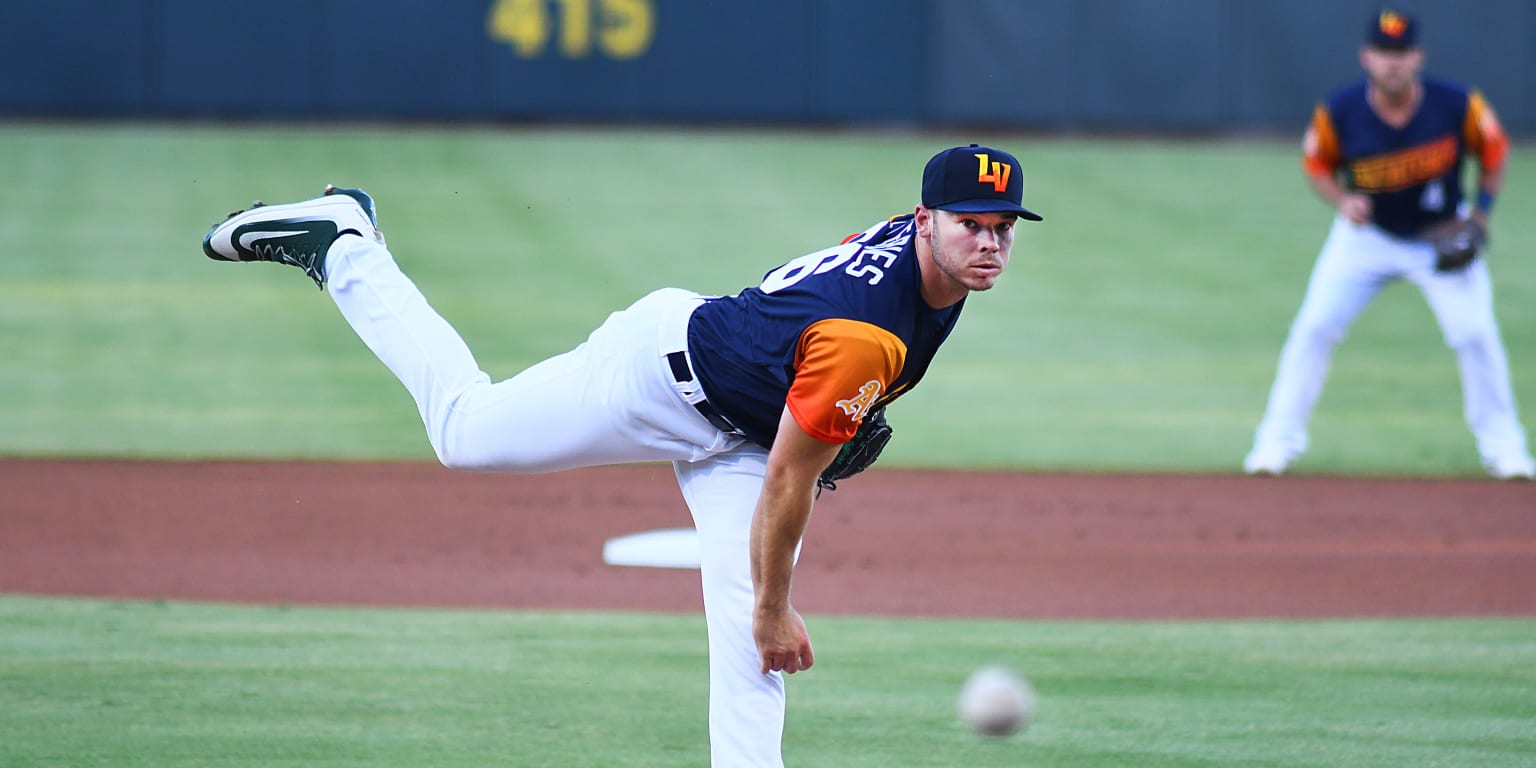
2,459 -> 1533,619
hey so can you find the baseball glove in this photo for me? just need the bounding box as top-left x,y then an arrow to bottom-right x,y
816,408 -> 892,493
1423,217 -> 1487,273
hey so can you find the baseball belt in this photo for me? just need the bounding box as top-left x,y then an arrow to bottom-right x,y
666,351 -> 745,436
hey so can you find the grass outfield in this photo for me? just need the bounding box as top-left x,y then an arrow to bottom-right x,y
2,125 -> 1533,767
0,597 -> 1532,768
1,122 -> 1533,475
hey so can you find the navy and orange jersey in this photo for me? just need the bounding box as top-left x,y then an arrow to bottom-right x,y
687,214 -> 963,448
1303,75 -> 1509,238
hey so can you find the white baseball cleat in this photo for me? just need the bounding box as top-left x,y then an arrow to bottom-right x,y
1242,445 -> 1291,476
1483,454 -> 1535,481
202,185 -> 382,288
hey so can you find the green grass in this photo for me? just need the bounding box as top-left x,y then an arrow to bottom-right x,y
3,126 -> 1531,768
1,597 -> 1532,768
1,123 -> 1533,474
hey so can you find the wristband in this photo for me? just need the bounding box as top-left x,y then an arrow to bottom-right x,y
1476,190 -> 1496,214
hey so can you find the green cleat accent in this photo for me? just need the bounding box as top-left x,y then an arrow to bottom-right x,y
202,186 -> 381,288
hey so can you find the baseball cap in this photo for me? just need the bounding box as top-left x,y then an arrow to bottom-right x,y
921,144 -> 1043,221
1366,8 -> 1418,50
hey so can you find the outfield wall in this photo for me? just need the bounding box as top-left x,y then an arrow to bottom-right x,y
2,0 -> 1532,134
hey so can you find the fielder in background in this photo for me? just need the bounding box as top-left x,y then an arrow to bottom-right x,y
1244,8 -> 1534,480
201,145 -> 1043,766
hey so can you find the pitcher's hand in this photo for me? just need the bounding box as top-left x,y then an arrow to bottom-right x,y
755,606 -> 815,675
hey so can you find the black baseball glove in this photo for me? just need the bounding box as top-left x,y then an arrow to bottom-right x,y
1423,217 -> 1487,273
816,408 -> 892,493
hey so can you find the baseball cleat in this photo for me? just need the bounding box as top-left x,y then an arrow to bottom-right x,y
1483,454 -> 1535,481
1242,445 -> 1291,476
202,185 -> 382,288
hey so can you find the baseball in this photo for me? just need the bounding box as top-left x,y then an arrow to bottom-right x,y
957,665 -> 1035,738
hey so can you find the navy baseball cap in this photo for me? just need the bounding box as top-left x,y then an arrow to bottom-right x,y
922,144 -> 1043,221
1366,8 -> 1418,50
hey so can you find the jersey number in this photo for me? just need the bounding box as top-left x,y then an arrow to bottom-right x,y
760,242 -> 893,293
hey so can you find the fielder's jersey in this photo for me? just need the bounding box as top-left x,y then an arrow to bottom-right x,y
687,214 -> 962,448
1302,75 -> 1509,238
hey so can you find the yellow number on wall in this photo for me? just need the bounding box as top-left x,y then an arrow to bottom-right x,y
600,0 -> 653,60
554,0 -> 592,57
489,0 -> 550,57
488,0 -> 652,60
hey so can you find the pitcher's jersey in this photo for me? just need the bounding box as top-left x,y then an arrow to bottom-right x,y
1302,75 -> 1509,238
687,214 -> 963,449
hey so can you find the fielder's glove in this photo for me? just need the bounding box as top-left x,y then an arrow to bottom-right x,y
1423,217 -> 1487,274
816,408 -> 892,493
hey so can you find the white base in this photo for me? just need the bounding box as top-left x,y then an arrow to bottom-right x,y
602,527 -> 702,569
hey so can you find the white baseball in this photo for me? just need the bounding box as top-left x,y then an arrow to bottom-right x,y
957,665 -> 1036,737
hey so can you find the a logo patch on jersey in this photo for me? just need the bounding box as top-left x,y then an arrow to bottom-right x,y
836,380 -> 883,420
974,153 -> 1011,193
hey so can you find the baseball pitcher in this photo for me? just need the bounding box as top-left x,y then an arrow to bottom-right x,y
201,144 -> 1043,766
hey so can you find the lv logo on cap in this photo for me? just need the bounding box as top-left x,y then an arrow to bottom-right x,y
975,153 -> 1011,192
1379,10 -> 1407,37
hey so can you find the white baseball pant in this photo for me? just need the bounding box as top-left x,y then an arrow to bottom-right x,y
326,233 -> 792,767
1252,215 -> 1530,464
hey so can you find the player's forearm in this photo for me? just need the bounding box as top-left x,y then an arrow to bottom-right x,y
1307,171 -> 1373,224
749,473 -> 815,615
1474,165 -> 1504,223
751,407 -> 843,614
1478,164 -> 1504,196
1306,171 -> 1350,208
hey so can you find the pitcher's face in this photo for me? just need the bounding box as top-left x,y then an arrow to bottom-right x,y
925,208 -> 1016,294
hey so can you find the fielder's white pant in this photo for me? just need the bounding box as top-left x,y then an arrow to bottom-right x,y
1252,215 -> 1530,464
327,234 -> 790,768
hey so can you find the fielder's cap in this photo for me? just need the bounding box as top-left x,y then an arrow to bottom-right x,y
922,144 -> 1043,221
1366,8 -> 1418,50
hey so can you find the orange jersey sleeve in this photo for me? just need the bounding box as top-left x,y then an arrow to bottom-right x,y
1302,103 -> 1342,177
1463,89 -> 1509,172
785,318 -> 906,444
